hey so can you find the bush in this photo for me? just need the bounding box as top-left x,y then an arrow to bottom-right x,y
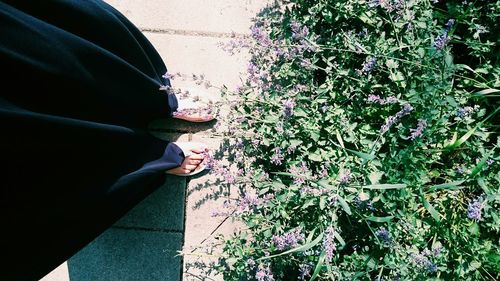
211,0 -> 499,280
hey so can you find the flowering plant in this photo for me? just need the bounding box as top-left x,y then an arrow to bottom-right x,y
206,0 -> 499,280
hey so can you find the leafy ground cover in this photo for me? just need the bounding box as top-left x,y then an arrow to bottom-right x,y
195,0 -> 500,280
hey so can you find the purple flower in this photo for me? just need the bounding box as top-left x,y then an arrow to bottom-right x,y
255,265 -> 274,281
236,193 -> 260,214
367,95 -> 398,105
431,244 -> 442,256
247,258 -> 256,268
282,98 -> 295,118
162,72 -> 176,80
467,198 -> 482,220
456,166 -> 466,174
433,31 -> 449,50
275,122 -> 284,134
361,57 -> 377,74
384,96 -> 398,104
456,106 -> 474,117
272,229 -> 305,251
375,227 -> 391,243
380,116 -> 397,133
271,147 -> 284,165
300,59 -> 312,68
298,264 -> 312,280
247,62 -> 259,76
368,0 -> 380,8
224,172 -> 235,184
399,104 -> 414,116
287,144 -> 297,154
367,94 -> 382,103
486,159 -> 495,166
251,26 -> 272,47
323,226 -> 336,262
409,119 -> 427,140
290,162 -> 308,185
339,169 -> 352,185
290,21 -> 310,41
412,252 -> 438,273
380,104 -> 413,133
445,19 -> 455,32
319,164 -> 329,177
320,104 -> 330,113
354,196 -> 375,212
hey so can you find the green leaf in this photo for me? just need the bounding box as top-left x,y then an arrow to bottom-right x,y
389,70 -> 404,82
317,180 -> 334,190
477,178 -> 491,194
421,194 -> 441,222
345,148 -> 375,160
271,181 -> 287,190
337,196 -> 352,215
469,154 -> 489,178
264,115 -> 279,123
308,152 -> 322,162
427,180 -> 465,192
335,130 -> 345,148
366,216 -> 393,222
272,172 -> 307,180
385,59 -> 399,69
363,184 -> 406,190
445,126 -> 477,150
368,171 -> 383,184
469,260 -> 481,271
280,209 -> 290,219
469,223 -> 480,236
319,196 -> 326,210
295,108 -> 308,117
302,198 -> 316,209
444,132 -> 458,147
333,230 -> 346,248
310,251 -> 326,281
474,88 -> 499,95
257,232 -> 324,261
290,139 -> 303,147
445,53 -> 453,67
310,131 -> 320,142
305,228 -> 316,243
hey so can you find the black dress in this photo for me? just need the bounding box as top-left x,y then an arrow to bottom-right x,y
0,1 -> 185,280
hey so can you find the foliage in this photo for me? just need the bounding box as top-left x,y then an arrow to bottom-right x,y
210,0 -> 499,280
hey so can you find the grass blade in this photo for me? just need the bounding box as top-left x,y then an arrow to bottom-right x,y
469,155 -> 489,178
444,126 -> 477,150
474,88 -> 500,95
337,196 -> 352,215
363,183 -> 407,190
345,148 -> 376,160
427,180 -> 465,192
366,216 -> 393,223
309,251 -> 326,281
421,193 -> 441,222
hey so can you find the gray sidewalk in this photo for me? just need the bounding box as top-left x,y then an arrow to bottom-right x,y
41,1 -> 269,280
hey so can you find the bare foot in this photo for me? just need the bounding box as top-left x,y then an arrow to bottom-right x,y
173,111 -> 214,122
166,142 -> 208,175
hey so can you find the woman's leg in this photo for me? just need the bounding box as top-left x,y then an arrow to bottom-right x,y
0,0 -> 176,128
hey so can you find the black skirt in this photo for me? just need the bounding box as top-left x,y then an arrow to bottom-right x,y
0,1 -> 184,279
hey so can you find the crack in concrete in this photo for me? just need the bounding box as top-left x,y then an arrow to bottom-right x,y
141,27 -> 248,38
